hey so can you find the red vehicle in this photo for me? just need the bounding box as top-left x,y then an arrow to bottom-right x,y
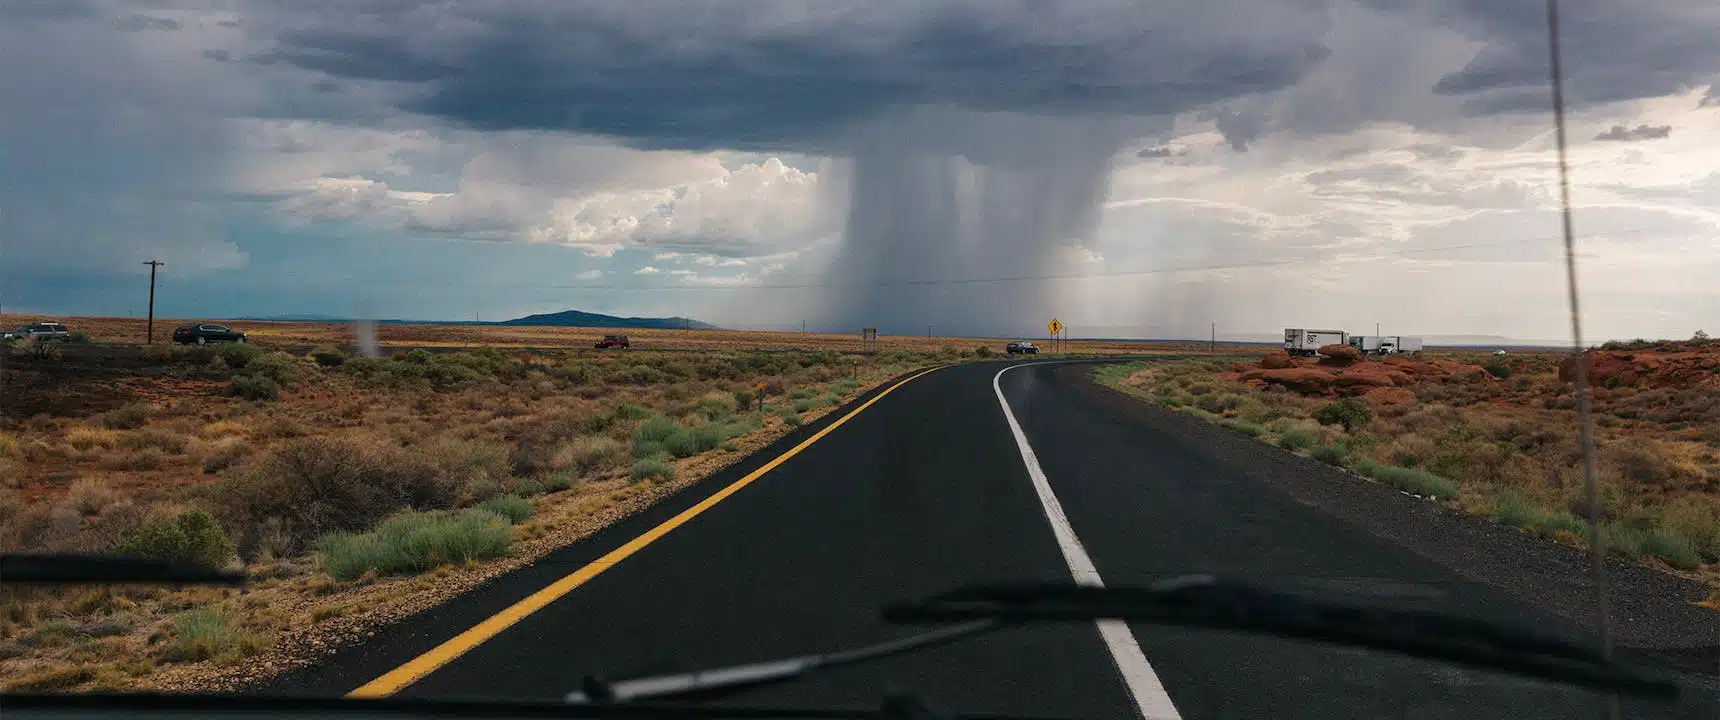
594,334 -> 630,349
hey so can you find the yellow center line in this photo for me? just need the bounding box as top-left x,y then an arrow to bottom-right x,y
347,365 -> 945,698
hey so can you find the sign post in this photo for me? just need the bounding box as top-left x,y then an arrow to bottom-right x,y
1048,318 -> 1063,353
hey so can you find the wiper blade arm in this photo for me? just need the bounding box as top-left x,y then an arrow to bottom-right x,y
884,578 -> 1678,697
567,620 -> 999,705
0,553 -> 247,586
568,577 -> 1678,707
0,692 -> 1061,720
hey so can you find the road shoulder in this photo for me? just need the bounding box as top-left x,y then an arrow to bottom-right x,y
1064,362 -> 1719,681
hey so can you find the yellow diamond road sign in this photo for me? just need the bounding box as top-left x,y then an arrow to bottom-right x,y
1048,318 -> 1063,335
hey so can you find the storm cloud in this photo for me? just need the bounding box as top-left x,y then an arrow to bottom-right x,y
1594,123 -> 1672,142
220,1 -> 1356,329
1409,0 -> 1720,112
232,1 -> 1338,151
1136,146 -> 1185,159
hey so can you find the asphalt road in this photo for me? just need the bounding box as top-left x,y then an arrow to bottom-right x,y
264,360 -> 1712,718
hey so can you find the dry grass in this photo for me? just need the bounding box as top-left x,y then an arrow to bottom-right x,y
64,479 -> 120,516
120,427 -> 190,454
199,420 -> 248,440
552,436 -> 627,475
0,336 -> 957,691
0,433 -> 21,457
161,607 -> 266,664
98,404 -> 152,431
65,427 -> 120,453
2,663 -> 99,691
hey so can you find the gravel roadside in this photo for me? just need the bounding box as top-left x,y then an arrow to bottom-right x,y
1067,363 -> 1719,683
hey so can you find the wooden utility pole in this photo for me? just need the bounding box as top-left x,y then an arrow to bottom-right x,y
1210,322 -> 1216,355
142,260 -> 165,343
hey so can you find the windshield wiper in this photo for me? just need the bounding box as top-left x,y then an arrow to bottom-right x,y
1,559 -> 1678,710
886,578 -> 1675,697
566,620 -> 999,705
0,692 -> 1065,720
0,553 -> 247,586
569,576 -> 1678,706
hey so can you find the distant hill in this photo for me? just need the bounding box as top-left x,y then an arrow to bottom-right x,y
499,309 -> 718,330
236,309 -> 717,330
241,313 -> 353,322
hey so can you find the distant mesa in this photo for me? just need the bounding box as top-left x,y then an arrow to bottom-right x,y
238,309 -> 718,330
243,313 -> 351,322
499,309 -> 718,330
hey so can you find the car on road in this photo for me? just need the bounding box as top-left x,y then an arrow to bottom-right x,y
172,323 -> 248,345
595,334 -> 630,349
1006,340 -> 1039,355
1,321 -> 71,342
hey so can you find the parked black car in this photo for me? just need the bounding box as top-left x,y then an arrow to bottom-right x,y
172,323 -> 248,345
1006,340 -> 1039,355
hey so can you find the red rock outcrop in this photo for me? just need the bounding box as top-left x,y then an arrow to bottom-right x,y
1239,346 -> 1494,396
1559,345 -> 1720,388
1331,364 -> 1414,389
1261,350 -> 1298,369
1239,368 -> 1341,394
1318,344 -> 1363,363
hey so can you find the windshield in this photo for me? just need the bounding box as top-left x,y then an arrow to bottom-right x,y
1,2 -> 1716,718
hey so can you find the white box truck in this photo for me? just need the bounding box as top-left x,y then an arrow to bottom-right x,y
1285,328 -> 1348,357
1349,336 -> 1386,354
1349,335 -> 1425,355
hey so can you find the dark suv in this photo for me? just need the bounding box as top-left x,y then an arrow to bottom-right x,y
595,334 -> 630,349
172,323 -> 248,345
2,322 -> 71,342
